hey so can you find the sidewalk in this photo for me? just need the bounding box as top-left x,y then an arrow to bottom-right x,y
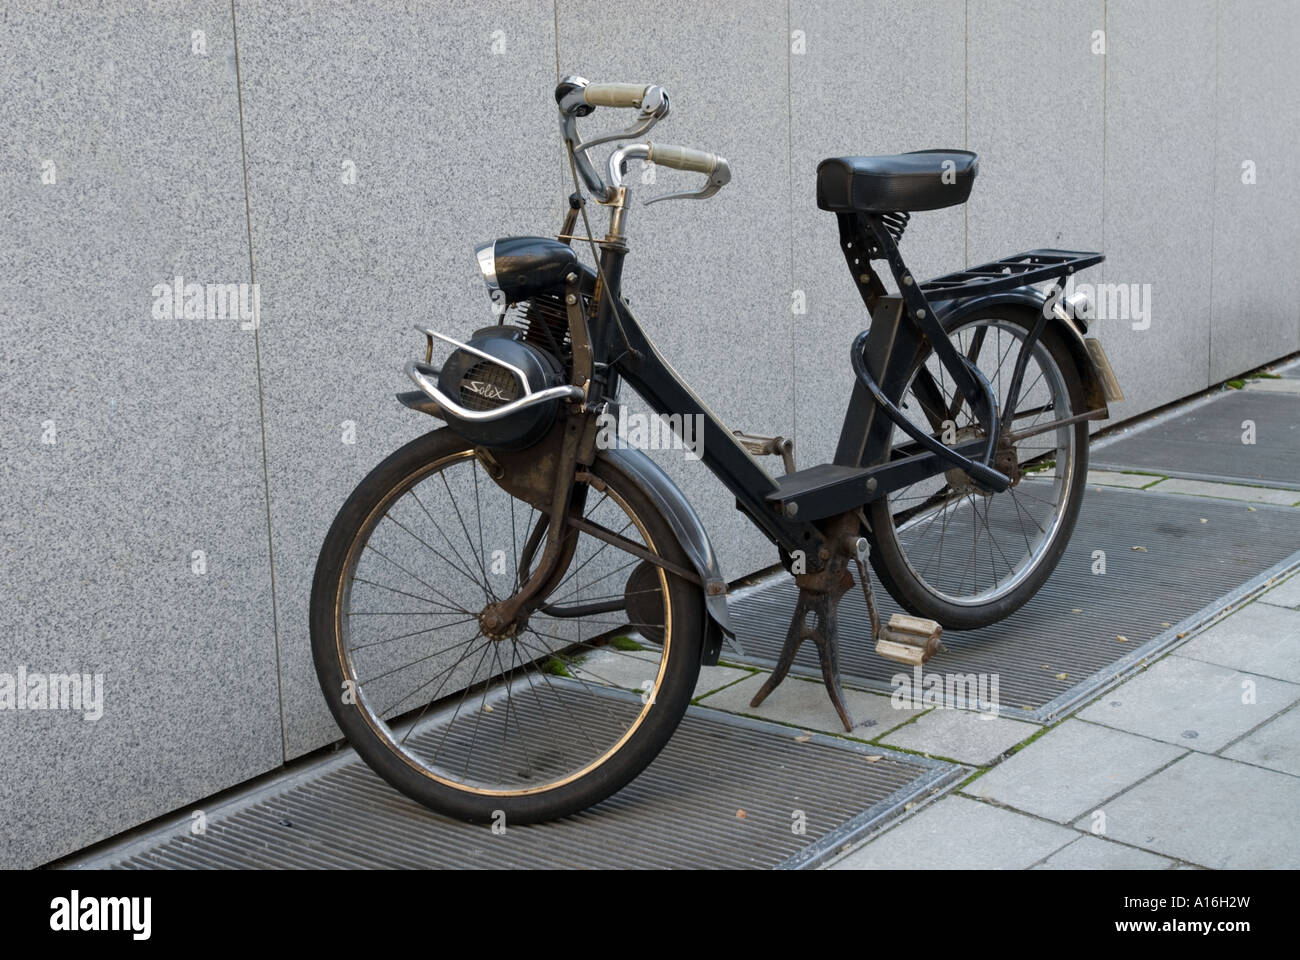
691,470 -> 1300,870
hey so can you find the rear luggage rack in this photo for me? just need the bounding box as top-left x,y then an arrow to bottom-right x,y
920,249 -> 1104,301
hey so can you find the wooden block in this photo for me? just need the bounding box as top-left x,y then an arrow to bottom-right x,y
875,637 -> 927,666
886,613 -> 943,640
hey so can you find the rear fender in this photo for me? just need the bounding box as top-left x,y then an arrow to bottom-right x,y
936,288 -> 1111,415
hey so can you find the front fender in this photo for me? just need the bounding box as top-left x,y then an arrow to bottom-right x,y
397,390 -> 443,418
936,288 -> 1111,415
394,395 -> 732,661
597,446 -> 732,666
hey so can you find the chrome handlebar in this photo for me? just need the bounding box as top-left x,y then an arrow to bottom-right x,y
557,75 -> 729,204
608,142 -> 732,204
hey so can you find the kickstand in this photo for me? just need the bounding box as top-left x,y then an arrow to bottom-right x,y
748,517 -> 946,732
749,521 -> 859,732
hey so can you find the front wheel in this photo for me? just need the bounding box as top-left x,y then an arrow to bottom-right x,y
866,305 -> 1090,629
310,427 -> 704,824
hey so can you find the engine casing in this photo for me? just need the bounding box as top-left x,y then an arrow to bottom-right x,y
436,326 -> 566,450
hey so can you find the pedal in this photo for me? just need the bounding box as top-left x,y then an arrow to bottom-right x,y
875,614 -> 945,666
849,533 -> 946,667
732,430 -> 795,474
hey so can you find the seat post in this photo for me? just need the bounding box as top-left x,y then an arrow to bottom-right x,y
835,212 -> 888,314
859,214 -> 996,431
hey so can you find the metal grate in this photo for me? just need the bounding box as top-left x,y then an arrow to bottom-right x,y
726,486 -> 1300,721
63,706 -> 959,871
519,294 -> 572,356
1092,389 -> 1300,489
458,359 -> 519,412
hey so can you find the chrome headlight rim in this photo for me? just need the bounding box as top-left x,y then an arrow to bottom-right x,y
474,240 -> 499,291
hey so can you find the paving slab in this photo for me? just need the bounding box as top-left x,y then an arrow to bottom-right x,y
831,795 -> 1077,870
964,719 -> 1185,823
1259,572 -> 1300,609
878,706 -> 1037,765
1148,477 -> 1300,506
694,665 -> 755,698
696,672 -> 920,737
1221,706 -> 1300,777
1077,655 -> 1300,751
1074,751 -> 1300,869
572,648 -> 753,699
1031,836 -> 1173,870
1243,378 -> 1300,394
1087,470 -> 1162,488
1173,602 -> 1300,683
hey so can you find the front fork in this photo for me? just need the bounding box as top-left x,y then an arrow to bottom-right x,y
475,267 -> 599,634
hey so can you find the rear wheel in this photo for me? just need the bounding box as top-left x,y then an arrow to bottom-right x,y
866,306 -> 1089,629
310,428 -> 704,824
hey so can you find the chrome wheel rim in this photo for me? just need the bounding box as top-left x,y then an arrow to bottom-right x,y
880,317 -> 1078,606
334,451 -> 675,796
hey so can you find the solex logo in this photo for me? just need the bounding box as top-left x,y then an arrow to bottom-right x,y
463,379 -> 511,402
49,890 -> 151,941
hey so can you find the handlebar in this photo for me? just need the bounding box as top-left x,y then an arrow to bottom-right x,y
555,75 -> 728,204
583,82 -> 654,109
646,143 -> 721,175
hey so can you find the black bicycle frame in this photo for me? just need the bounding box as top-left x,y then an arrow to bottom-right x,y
583,250 -> 938,567
578,212 -> 1103,573
587,245 -> 828,555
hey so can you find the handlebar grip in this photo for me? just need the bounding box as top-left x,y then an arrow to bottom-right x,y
647,142 -> 719,175
583,82 -> 652,108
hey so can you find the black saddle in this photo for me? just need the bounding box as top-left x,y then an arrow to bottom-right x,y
817,150 -> 978,213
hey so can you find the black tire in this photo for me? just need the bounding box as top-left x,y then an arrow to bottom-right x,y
310,427 -> 704,824
866,305 -> 1090,630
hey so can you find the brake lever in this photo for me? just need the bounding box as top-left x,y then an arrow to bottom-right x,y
573,89 -> 670,154
644,158 -> 732,205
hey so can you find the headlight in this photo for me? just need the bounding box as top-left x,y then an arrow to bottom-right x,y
474,241 -> 498,291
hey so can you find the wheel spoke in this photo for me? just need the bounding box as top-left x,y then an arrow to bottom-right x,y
881,315 -> 1078,608
325,444 -> 686,799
